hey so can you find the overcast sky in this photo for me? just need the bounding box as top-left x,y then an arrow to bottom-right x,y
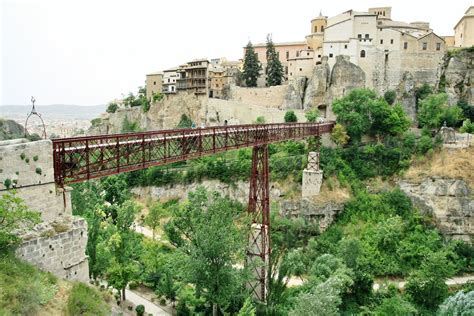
1,0 -> 471,106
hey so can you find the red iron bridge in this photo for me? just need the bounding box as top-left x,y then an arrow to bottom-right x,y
52,121 -> 335,301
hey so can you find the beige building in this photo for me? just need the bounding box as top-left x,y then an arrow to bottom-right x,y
145,72 -> 163,101
322,7 -> 445,92
288,49 -> 314,80
177,59 -> 209,95
454,6 -> 474,48
208,58 -> 241,98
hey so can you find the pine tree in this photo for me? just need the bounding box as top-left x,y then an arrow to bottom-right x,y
242,41 -> 262,87
265,34 -> 284,86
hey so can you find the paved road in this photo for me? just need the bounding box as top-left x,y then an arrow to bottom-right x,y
125,288 -> 170,316
373,275 -> 474,291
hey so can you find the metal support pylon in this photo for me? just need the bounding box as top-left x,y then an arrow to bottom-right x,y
247,144 -> 270,302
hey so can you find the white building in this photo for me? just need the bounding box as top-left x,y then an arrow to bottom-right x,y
162,68 -> 180,93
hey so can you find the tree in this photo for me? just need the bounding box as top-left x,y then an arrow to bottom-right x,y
438,290 -> 474,315
373,295 -> 418,315
460,119 -> 474,133
99,201 -> 143,301
415,83 -> 433,106
265,34 -> 284,86
405,251 -> 456,310
242,41 -> 262,87
106,102 -> 118,113
384,90 -> 397,105
305,108 -> 319,122
177,114 -> 193,129
0,191 -> 40,251
164,187 -> 249,316
330,123 -> 349,146
145,201 -> 165,240
418,93 -> 463,129
237,297 -> 256,316
284,110 -> 298,123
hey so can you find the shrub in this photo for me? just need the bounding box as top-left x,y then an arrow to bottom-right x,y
255,116 -> 265,124
33,155 -> 38,161
159,298 -> 167,306
460,119 -> 474,133
284,110 -> 298,123
177,114 -> 193,128
91,118 -> 102,127
67,282 -> 110,316
20,153 -> 25,160
135,304 -> 145,316
25,158 -> 30,163
106,102 -> 118,113
3,178 -> 11,189
384,90 -> 397,105
438,291 -> 474,315
35,167 -> 42,175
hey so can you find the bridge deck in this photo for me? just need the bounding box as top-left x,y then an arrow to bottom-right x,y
53,122 -> 335,185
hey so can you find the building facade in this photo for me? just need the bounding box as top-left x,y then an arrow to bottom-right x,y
454,6 -> 474,48
145,72 -> 163,101
162,68 -> 180,94
177,59 -> 209,95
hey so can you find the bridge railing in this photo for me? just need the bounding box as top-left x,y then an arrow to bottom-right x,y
53,122 -> 335,185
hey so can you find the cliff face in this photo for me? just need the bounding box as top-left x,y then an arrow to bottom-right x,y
443,49 -> 473,106
399,178 -> 473,242
0,119 -> 25,140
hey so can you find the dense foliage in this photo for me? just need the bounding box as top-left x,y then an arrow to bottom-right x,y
418,93 -> 464,129
284,110 -> 297,123
67,282 -> 110,316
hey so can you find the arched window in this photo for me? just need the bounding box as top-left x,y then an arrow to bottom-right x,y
360,50 -> 366,58
320,25 -> 324,32
314,26 -> 317,33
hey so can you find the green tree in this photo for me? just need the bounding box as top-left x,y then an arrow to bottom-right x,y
177,114 -> 193,128
330,123 -> 349,146
242,41 -> 262,87
99,201 -> 143,300
265,34 -> 284,86
405,251 -> 456,310
121,116 -> 141,133
284,110 -> 298,123
164,187 -> 249,316
415,83 -> 433,106
418,93 -> 463,129
460,119 -> 474,133
373,295 -> 418,315
255,116 -> 265,124
145,201 -> 165,240
0,191 -> 40,251
106,102 -> 118,113
305,108 -> 319,122
384,90 -> 397,105
237,297 -> 256,316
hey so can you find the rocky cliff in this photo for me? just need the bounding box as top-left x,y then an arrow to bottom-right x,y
399,178 -> 473,242
442,49 -> 473,106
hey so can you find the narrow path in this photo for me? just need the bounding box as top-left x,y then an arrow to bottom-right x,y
373,275 -> 474,290
125,288 -> 170,316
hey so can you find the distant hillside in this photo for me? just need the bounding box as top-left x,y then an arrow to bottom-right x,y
0,104 -> 105,120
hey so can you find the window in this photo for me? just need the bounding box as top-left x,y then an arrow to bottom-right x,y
307,52 -> 310,56
296,51 -> 300,57
436,43 -> 441,51
168,79 -> 170,83
321,25 -> 324,32
285,66 -> 288,74
358,34 -> 362,39
299,68 -> 302,71
380,39 -> 383,44
390,39 -> 394,44
360,50 -> 366,58
403,42 -> 408,49
286,51 -> 289,59
171,86 -> 175,92
314,26 -> 317,33
318,54 -> 321,58
329,53 -> 333,58
422,42 -> 427,50
344,44 -> 348,49
153,81 -> 156,85
290,72 -> 292,76
365,34 -> 369,39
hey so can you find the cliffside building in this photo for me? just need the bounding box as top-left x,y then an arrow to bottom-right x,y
454,6 -> 474,48
162,68 -> 180,94
145,72 -> 163,101
177,59 -> 209,95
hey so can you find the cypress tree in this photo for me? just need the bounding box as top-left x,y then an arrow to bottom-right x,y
265,34 -> 284,86
242,41 -> 262,87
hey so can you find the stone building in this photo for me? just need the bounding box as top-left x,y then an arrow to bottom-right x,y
208,58 -> 241,98
322,7 -> 445,93
177,59 -> 209,95
454,6 -> 474,48
145,72 -> 163,101
162,67 -> 180,94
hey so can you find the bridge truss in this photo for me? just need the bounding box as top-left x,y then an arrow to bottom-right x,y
52,122 -> 334,301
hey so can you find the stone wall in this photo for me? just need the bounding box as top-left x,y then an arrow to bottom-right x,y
15,218 -> 89,282
0,138 -> 89,282
226,85 -> 288,109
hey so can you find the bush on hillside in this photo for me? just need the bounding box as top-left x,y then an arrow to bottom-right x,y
67,282 -> 110,316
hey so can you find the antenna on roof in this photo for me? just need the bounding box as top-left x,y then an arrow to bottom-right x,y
24,96 -> 47,139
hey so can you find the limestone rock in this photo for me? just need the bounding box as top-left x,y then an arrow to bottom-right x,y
396,72 -> 417,122
283,77 -> 307,110
280,199 -> 345,232
399,178 -> 474,243
444,50 -> 473,106
303,57 -> 330,110
329,55 -> 366,100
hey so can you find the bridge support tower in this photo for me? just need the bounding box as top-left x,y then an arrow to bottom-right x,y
247,144 -> 270,302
